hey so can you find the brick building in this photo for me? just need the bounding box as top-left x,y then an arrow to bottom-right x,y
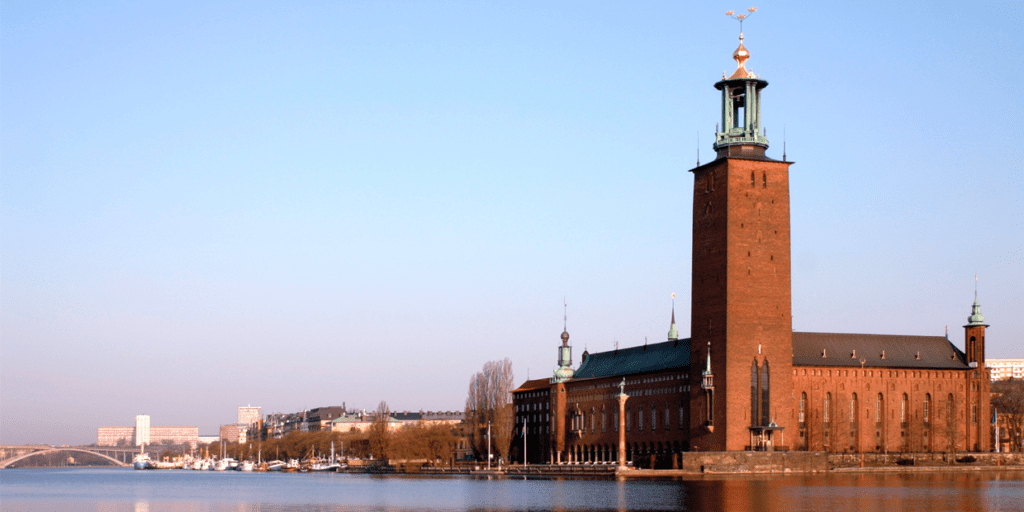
512,33 -> 991,466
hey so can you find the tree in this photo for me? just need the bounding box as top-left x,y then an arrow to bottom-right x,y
465,358 -> 515,462
993,379 -> 1024,452
368,401 -> 392,461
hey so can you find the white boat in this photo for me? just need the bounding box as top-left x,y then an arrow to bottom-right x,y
266,460 -> 286,471
132,453 -> 152,470
238,460 -> 255,472
214,458 -> 236,471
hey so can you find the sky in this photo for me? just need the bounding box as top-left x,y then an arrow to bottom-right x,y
2,1 -> 1021,445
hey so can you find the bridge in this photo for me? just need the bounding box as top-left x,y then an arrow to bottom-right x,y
0,445 -> 132,468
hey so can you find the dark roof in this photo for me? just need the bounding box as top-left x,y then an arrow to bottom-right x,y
573,338 -> 691,380
513,378 -> 551,394
792,332 -> 969,369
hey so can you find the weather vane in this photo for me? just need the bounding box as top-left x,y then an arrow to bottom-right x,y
725,7 -> 758,33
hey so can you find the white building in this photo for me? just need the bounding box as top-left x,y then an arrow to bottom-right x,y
135,415 -> 151,446
238,405 -> 262,427
988,359 -> 1024,381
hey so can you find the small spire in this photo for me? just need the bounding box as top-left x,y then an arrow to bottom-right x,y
783,125 -> 787,161
696,132 -> 700,167
668,292 -> 679,341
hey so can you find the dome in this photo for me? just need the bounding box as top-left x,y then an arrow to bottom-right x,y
967,300 -> 986,325
561,330 -> 570,343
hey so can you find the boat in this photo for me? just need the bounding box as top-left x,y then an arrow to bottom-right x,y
132,452 -> 152,470
132,444 -> 153,470
266,460 -> 286,471
238,460 -> 255,472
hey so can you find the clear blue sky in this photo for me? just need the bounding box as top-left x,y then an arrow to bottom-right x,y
2,1 -> 1020,445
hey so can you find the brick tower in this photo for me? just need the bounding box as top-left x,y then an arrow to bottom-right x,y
964,295 -> 991,452
689,32 -> 795,451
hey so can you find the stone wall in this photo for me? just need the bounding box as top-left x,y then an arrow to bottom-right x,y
681,451 -> 827,473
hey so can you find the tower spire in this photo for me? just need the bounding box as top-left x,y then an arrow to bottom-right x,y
713,8 -> 770,159
667,293 -> 679,341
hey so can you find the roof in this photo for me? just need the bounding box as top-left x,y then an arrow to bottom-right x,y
792,332 -> 969,370
573,338 -> 692,380
513,378 -> 551,394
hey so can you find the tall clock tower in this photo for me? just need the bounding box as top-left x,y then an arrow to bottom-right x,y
689,33 -> 795,451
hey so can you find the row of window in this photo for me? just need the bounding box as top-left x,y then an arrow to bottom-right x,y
797,392 -> 973,428
701,171 -> 769,193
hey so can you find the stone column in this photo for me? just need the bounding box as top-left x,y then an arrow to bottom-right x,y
618,392 -> 629,467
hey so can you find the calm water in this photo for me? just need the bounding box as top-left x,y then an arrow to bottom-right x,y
2,468 -> 1023,512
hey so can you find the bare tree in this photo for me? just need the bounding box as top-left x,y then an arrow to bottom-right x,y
369,401 -> 391,461
993,379 -> 1024,452
465,358 -> 514,462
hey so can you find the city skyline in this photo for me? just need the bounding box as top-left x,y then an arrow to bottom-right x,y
2,2 -> 1021,445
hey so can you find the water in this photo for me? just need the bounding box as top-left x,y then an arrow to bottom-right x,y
2,468 -> 1023,512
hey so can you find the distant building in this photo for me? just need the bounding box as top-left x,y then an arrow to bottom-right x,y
307,406 -> 347,431
135,415 -> 150,446
238,405 -> 262,427
96,415 -> 198,447
219,424 -> 247,444
988,359 -> 1024,381
328,410 -> 462,433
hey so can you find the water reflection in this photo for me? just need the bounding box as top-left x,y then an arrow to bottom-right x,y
1,469 -> 1022,512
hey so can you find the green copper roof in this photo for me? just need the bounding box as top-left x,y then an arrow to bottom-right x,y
967,300 -> 986,326
573,338 -> 691,380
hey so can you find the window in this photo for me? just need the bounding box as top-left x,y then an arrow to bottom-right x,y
761,360 -> 771,426
751,171 -> 756,187
824,393 -> 832,424
626,408 -> 630,432
665,403 -> 671,430
876,393 -> 883,429
924,394 -> 931,424
799,392 -> 806,424
638,404 -> 644,431
901,393 -> 908,429
678,404 -> 685,429
946,394 -> 954,427
751,360 -> 759,426
762,171 -> 767,188
602,409 -> 607,433
614,411 -> 619,432
651,407 -> 657,430
849,393 -> 858,423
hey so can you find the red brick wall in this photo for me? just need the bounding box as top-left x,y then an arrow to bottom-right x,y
690,157 -> 795,451
792,365 -> 989,453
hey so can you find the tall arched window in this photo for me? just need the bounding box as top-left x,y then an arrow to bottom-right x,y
638,404 -> 644,431
875,393 -> 883,429
762,171 -> 767,188
924,394 -> 931,425
751,171 -> 756,187
761,360 -> 771,426
824,392 -> 832,448
946,394 -> 954,428
751,360 -> 759,426
901,393 -> 908,429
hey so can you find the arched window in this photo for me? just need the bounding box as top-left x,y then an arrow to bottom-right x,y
665,403 -> 670,430
751,359 -> 759,426
924,394 -> 931,424
850,393 -> 858,423
761,360 -> 771,426
625,407 -> 630,432
824,392 -> 832,424
875,393 -> 883,429
799,392 -> 806,424
638,404 -> 644,431
901,393 -> 908,428
946,394 -> 954,427
751,171 -> 756,187
762,171 -> 767,188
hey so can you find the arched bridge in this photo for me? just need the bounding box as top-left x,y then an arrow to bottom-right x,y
0,445 -> 129,468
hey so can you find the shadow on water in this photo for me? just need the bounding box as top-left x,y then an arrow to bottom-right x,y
1,468 -> 1023,512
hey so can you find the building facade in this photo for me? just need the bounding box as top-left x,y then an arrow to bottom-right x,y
988,359 -> 1024,381
512,33 -> 992,465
